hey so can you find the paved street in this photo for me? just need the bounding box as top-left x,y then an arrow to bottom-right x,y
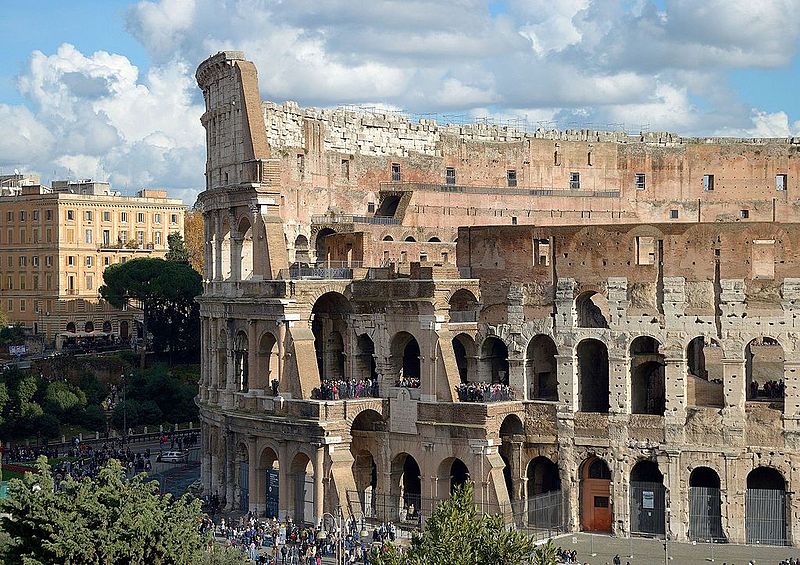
553,532 -> 799,565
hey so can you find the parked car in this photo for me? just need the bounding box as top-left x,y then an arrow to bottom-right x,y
159,451 -> 188,463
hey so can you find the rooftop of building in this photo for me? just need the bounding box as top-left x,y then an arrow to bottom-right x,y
0,177 -> 185,205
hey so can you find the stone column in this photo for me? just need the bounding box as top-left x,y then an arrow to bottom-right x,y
248,320 -> 259,392
231,236 -> 243,281
277,322 -> 287,396
278,443 -> 290,521
663,354 -> 687,443
722,453 -> 743,544
721,357 -> 746,447
204,215 -> 213,280
201,426 -> 212,494
314,445 -> 325,525
555,353 -> 576,412
663,450 -> 682,541
608,353 -> 628,414
225,434 -> 236,510
248,440 -> 260,514
214,212 -> 223,281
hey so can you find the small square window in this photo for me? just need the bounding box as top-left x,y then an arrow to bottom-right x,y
120,212 -> 128,223
85,211 -> 92,221
511,216 -> 518,225
635,173 -> 646,190
703,174 -> 714,191
103,211 -> 111,222
445,167 -> 456,185
776,174 -> 787,191
391,163 -> 401,182
170,214 -> 178,224
670,209 -> 679,219
569,172 -> 580,189
507,169 -> 517,187
154,213 -> 161,224
740,209 -> 749,219
367,202 -> 375,213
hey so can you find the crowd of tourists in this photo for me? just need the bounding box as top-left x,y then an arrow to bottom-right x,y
750,379 -> 785,399
556,546 -> 579,562
311,378 -> 379,400
54,442 -> 154,480
395,377 -> 420,389
210,513 -> 399,564
4,444 -> 59,463
455,382 -> 516,402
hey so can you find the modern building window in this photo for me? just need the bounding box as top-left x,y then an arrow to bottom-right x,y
19,299 -> 26,312
391,163 -> 401,182
85,276 -> 93,290
19,211 -> 26,221
137,212 -> 145,223
776,174 -> 787,191
104,256 -> 110,266
170,214 -> 178,224
67,210 -> 75,221
19,228 -> 25,243
570,172 -> 581,189
6,299 -> 11,311
102,230 -> 110,246
154,213 -> 162,224
670,209 -> 679,219
19,275 -> 26,290
120,231 -> 128,244
45,256 -> 52,267
6,229 -> 11,244
32,210 -> 39,221
120,212 -> 128,223
32,256 -> 39,267
85,229 -> 93,244
103,211 -> 111,222
6,211 -> 12,222
507,169 -> 517,187
67,256 -> 75,267
6,256 -> 11,268
85,211 -> 92,221
367,202 -> 375,213
45,209 -> 52,221
137,231 -> 144,245
86,256 -> 93,268
45,274 -> 52,290
5,278 -> 11,291
18,256 -> 26,267
703,174 -> 715,191
635,173 -> 646,190
445,167 -> 456,185
32,276 -> 39,290
46,228 -> 52,243
154,232 -> 162,245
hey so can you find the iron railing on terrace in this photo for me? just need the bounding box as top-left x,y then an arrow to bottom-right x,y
379,181 -> 620,198
279,261 -> 364,280
449,310 -> 478,323
311,214 -> 401,225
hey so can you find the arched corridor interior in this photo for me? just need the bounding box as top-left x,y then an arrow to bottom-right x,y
746,467 -> 787,545
290,453 -> 315,525
629,460 -> 665,536
294,234 -> 310,264
527,456 -> 562,529
745,338 -> 785,408
688,466 -> 724,542
686,336 -> 724,408
453,334 -> 476,384
481,337 -> 509,385
390,332 -> 421,387
526,335 -> 558,400
576,291 -> 609,328
629,336 -> 665,415
391,453 -> 422,524
234,331 -> 249,392
311,292 -> 351,382
577,339 -> 609,413
355,334 -> 378,382
259,447 -> 280,519
258,332 -> 278,392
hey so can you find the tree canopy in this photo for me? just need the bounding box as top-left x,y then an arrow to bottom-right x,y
371,482 -> 539,565
99,258 -> 202,362
183,209 -> 205,274
166,232 -> 191,264
0,457 -> 207,564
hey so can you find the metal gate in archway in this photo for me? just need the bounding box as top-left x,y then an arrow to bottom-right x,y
630,481 -> 665,536
746,488 -> 787,545
689,486 -> 724,542
239,462 -> 249,512
266,469 -> 279,518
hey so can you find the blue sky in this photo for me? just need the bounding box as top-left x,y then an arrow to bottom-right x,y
2,0 -> 800,204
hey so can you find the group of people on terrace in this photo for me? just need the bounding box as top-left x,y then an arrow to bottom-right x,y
394,376 -> 420,388
312,378 -> 379,400
750,379 -> 785,400
455,382 -> 516,403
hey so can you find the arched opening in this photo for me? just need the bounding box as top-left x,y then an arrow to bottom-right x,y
689,467 -> 724,542
745,338 -> 785,408
746,467 -> 787,545
236,444 -> 250,512
135,321 -> 143,339
259,447 -> 280,519
315,227 -> 336,262
686,336 -> 724,407
428,237 -> 441,243
580,456 -> 612,533
501,454 -> 513,502
527,457 -> 562,530
311,292 -> 351,385
236,216 -> 254,280
119,321 -> 129,340
498,414 -> 524,502
390,453 -> 421,525
382,235 -> 394,242
630,336 -> 665,415
452,333 -> 476,385
102,320 -> 112,333
84,321 -> 94,333
390,332 -> 420,388
290,452 -> 315,525
449,289 -> 478,323
66,322 -> 76,334
351,410 -> 383,519
629,460 -> 665,536
294,234 -> 310,264
234,331 -> 249,392
376,194 -> 401,217
219,216 -> 232,280
404,236 -> 416,242
355,334 -> 378,385
480,337 -> 509,385
258,332 -> 278,393
449,459 -> 469,493
576,291 -> 609,328
577,339 -> 609,413
526,335 -> 558,401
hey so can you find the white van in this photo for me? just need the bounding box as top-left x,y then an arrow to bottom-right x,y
160,451 -> 188,463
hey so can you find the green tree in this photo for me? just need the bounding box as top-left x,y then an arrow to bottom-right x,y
166,232 -> 191,264
0,457 -> 207,564
198,546 -> 250,565
99,258 -> 202,366
0,324 -> 26,348
372,483 -> 537,565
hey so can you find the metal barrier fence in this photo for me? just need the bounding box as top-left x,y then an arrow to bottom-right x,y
746,488 -> 787,545
689,486 -> 725,542
346,488 -> 564,541
630,481 -> 665,535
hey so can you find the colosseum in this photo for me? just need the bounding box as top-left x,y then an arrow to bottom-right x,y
195,51 -> 800,546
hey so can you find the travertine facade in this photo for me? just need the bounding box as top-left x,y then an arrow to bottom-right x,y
0,179 -> 185,344
196,51 -> 800,546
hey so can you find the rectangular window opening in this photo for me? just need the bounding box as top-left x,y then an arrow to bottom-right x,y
740,209 -> 749,219
670,209 -> 679,219
445,167 -> 456,185
391,163 -> 401,182
569,172 -> 580,189
507,169 -> 517,187
776,174 -> 787,191
703,174 -> 715,191
636,236 -> 656,265
635,173 -> 646,190
752,240 -> 775,280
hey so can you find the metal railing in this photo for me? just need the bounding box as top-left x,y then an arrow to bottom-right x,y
449,310 -> 478,323
379,181 -> 621,198
311,214 -> 401,225
280,261 -> 363,280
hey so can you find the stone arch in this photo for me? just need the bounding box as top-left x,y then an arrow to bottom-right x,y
428,236 -> 441,242
289,451 -> 316,524
119,321 -> 129,340
526,334 -> 558,401
294,234 -> 310,264
66,322 -> 76,333
688,466 -> 725,542
686,335 -> 724,407
746,466 -> 787,545
258,332 -> 278,392
404,235 -> 416,242
579,456 -> 612,532
630,336 -> 665,415
84,321 -> 94,333
575,291 -> 609,328
745,337 -> 785,408
499,413 -> 524,438
480,336 -> 509,385
449,288 -> 478,322
438,457 -> 470,494
629,460 -> 665,536
390,331 -> 421,388
315,227 -> 336,262
355,333 -> 378,382
312,292 -> 352,382
452,333 -> 477,384
527,456 -> 561,496
577,339 -> 609,413
236,215 -> 254,280
382,235 -> 394,241
102,320 -> 112,333
390,453 -> 422,523
234,330 -> 249,392
259,445 -> 281,519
